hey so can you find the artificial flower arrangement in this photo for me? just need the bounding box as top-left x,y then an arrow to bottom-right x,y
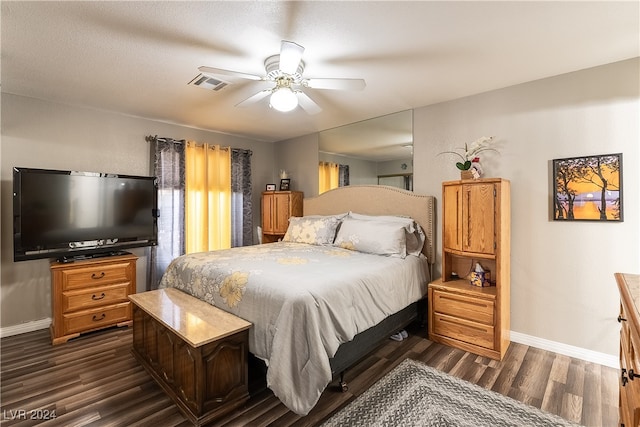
439,136 -> 498,178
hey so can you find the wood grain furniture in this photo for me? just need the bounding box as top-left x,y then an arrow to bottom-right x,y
616,272 -> 640,427
50,253 -> 137,345
261,190 -> 303,243
129,288 -> 252,426
429,178 -> 511,360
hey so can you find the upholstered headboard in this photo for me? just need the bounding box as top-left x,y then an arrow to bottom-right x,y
303,185 -> 436,266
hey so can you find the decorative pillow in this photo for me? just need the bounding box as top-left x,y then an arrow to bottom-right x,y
348,212 -> 425,256
334,217 -> 407,258
282,215 -> 341,245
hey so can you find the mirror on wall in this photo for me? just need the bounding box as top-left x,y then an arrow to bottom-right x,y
318,110 -> 413,190
378,173 -> 413,191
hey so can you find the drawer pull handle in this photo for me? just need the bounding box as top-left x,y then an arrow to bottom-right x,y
630,369 -> 639,380
92,313 -> 106,322
618,315 -> 627,323
92,293 -> 106,300
91,272 -> 106,280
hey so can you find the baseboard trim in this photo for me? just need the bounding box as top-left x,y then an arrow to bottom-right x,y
510,330 -> 619,369
0,318 -> 51,339
0,320 -> 620,368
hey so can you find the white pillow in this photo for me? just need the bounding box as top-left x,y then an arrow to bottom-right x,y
334,217 -> 407,258
348,212 -> 425,256
282,215 -> 341,245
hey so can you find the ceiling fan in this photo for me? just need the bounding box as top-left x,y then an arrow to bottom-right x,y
198,40 -> 366,114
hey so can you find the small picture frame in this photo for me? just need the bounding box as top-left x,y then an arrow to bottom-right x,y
280,178 -> 290,191
265,183 -> 276,191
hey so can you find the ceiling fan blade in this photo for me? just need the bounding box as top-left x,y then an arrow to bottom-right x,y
304,78 -> 366,91
296,92 -> 322,115
235,90 -> 272,107
279,40 -> 305,74
198,66 -> 263,81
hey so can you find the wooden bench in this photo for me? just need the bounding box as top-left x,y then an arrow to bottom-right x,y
129,288 -> 252,426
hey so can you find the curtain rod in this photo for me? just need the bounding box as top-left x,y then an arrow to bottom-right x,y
145,135 -> 185,144
145,135 -> 252,155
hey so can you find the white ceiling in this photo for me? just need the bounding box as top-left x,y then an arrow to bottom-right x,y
1,1 -> 638,143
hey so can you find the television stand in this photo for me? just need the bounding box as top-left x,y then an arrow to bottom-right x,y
50,253 -> 137,344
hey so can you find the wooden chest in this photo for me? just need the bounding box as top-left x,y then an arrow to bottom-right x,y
129,288 -> 252,426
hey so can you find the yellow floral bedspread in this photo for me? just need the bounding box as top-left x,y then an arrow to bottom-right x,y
159,241 -> 429,416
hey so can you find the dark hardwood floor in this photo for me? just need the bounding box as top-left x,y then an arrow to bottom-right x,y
1,323 -> 619,426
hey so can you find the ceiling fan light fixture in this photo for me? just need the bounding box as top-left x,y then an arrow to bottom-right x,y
199,40 -> 361,115
270,87 -> 298,112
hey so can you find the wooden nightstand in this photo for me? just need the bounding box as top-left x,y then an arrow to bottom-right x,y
428,178 -> 510,360
429,279 -> 498,357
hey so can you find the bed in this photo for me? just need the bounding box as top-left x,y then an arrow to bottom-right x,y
159,185 -> 435,416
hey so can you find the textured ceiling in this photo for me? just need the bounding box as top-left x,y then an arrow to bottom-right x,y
1,1 -> 638,143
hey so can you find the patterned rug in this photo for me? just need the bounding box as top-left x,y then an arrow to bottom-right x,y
321,358 -> 581,427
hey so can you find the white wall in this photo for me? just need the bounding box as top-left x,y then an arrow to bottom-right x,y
414,58 -> 640,358
0,94 -> 274,328
274,133 -> 319,197
377,158 -> 413,176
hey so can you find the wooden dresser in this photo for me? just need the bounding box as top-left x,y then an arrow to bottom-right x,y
261,190 -> 303,243
617,272 -> 640,427
428,178 -> 511,360
50,253 -> 137,344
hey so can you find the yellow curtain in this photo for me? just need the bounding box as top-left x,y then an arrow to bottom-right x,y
185,141 -> 231,253
318,162 -> 340,194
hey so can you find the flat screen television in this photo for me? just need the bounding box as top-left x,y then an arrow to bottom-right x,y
13,167 -> 158,262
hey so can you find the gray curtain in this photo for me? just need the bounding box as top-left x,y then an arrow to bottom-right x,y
231,148 -> 253,247
149,137 -> 185,290
339,164 -> 350,187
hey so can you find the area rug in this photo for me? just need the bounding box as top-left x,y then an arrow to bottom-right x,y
321,358 -> 581,427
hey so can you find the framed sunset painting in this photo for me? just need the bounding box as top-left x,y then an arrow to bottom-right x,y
553,153 -> 623,222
